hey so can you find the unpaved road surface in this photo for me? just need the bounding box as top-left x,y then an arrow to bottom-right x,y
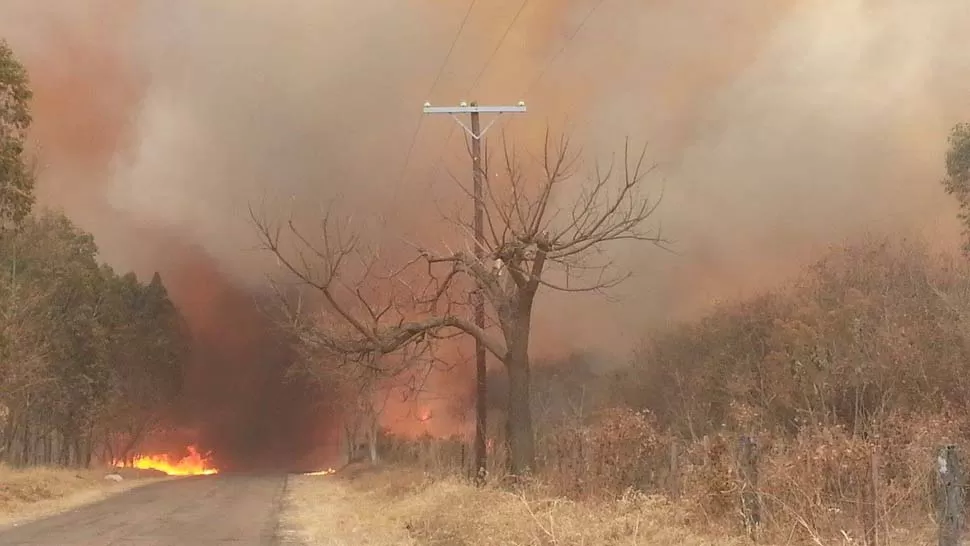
0,475 -> 288,546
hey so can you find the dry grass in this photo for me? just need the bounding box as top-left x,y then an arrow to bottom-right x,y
283,463 -> 943,545
281,240 -> 962,544
0,464 -> 167,527
283,464 -> 754,546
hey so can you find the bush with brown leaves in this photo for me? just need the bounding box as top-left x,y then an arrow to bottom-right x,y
538,407 -> 669,499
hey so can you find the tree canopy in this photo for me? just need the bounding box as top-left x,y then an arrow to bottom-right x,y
0,40 -> 35,228
0,212 -> 190,466
0,38 -> 190,468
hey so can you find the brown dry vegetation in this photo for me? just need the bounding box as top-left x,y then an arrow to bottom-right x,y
284,464 -> 753,546
302,236 -> 970,545
0,464 -> 165,527
282,463 -> 936,545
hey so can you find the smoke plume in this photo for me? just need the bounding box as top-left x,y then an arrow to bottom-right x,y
1,0 -> 969,463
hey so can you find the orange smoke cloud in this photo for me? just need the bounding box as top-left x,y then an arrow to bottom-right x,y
2,0 -> 970,447
2,1 -> 145,199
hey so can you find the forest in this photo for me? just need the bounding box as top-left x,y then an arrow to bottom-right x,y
0,40 -> 189,468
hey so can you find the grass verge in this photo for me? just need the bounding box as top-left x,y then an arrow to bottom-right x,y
0,464 -> 167,528
282,464 -> 753,546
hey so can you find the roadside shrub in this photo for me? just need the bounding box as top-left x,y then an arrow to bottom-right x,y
538,407 -> 668,499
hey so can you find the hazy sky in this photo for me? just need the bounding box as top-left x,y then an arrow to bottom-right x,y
2,0 -> 969,443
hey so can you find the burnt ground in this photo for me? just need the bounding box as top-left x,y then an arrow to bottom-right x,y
0,474 -> 292,545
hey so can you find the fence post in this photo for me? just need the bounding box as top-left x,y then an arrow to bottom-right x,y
938,445 -> 964,546
461,443 -> 467,479
863,446 -> 880,546
739,435 -> 761,540
667,439 -> 681,500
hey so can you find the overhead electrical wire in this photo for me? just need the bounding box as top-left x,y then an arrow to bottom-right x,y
430,0 -> 608,185
468,0 -> 531,97
521,0 -> 608,99
426,0 -> 481,110
425,0 -> 532,188
393,0 -> 480,195
483,0 -> 611,163
404,0 -> 608,195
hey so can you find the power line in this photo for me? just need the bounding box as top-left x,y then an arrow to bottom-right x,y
467,0 -> 531,96
521,0 -> 608,99
394,0 -> 480,194
425,0 -> 531,196
426,0 -> 607,190
428,0 -> 481,104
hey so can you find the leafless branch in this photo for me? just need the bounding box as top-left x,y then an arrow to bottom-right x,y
250,200 -> 507,364
251,129 -> 666,396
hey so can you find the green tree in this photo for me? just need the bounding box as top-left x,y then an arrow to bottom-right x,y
0,212 -> 102,465
0,212 -> 189,467
96,269 -> 187,464
943,123 -> 970,253
0,41 -> 189,468
0,40 -> 35,228
17,213 -> 105,465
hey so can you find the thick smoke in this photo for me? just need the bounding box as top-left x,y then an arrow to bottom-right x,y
1,0 -> 969,461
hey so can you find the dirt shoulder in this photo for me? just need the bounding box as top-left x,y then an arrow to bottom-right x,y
280,464 -> 750,546
0,475 -> 285,545
0,464 -> 168,528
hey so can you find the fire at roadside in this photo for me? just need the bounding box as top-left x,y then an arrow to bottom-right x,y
112,445 -> 219,477
303,468 -> 336,476
111,446 -> 343,478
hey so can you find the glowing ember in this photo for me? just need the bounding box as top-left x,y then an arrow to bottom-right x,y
303,468 -> 336,476
114,445 -> 218,476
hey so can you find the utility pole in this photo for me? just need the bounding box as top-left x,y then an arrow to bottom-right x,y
423,100 -> 527,485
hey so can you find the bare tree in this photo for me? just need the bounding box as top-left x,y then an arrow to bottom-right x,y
252,132 -> 666,475
334,358 -> 396,465
279,306 -> 434,465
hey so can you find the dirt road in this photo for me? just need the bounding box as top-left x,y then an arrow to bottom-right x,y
0,474 -> 290,546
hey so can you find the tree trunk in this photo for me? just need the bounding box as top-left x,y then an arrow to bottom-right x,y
367,417 -> 378,463
342,421 -> 355,465
103,434 -> 114,465
82,433 -> 94,468
121,422 -> 148,462
2,415 -> 18,463
505,342 -> 535,476
21,418 -> 31,466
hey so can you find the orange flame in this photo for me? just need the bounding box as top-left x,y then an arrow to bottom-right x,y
114,445 -> 219,476
303,467 -> 336,476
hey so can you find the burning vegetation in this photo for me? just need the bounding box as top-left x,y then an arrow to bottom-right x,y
303,468 -> 335,477
0,38 -> 335,475
113,446 -> 218,477
4,1 -> 970,543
